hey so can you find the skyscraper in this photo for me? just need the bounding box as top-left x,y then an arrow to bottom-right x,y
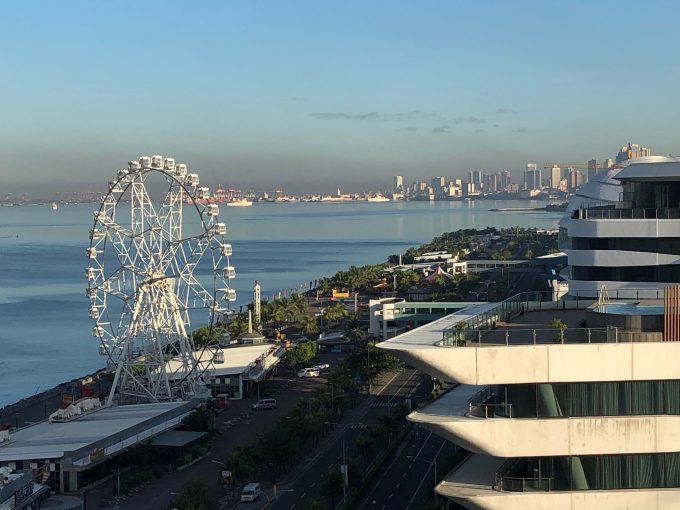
550,165 -> 561,189
468,170 -> 482,187
587,159 -> 598,181
525,163 -> 540,190
394,175 -> 403,191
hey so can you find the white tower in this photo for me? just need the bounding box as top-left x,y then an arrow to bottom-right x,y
253,280 -> 261,331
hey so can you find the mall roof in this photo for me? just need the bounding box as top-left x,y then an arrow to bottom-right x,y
0,401 -> 194,463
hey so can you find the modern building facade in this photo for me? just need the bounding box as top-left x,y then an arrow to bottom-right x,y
379,292 -> 680,509
561,157 -> 680,297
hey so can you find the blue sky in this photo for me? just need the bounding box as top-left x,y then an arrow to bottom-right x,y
1,1 -> 678,193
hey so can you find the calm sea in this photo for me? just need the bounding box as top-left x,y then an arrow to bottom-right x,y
0,200 -> 561,407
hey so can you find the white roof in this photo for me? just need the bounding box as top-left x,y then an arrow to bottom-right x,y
615,159 -> 680,181
210,344 -> 274,376
379,303 -> 496,351
164,344 -> 274,378
0,402 -> 191,462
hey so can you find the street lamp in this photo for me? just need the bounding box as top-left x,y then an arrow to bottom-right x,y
324,421 -> 365,506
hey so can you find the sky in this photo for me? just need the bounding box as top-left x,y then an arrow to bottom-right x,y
1,0 -> 679,195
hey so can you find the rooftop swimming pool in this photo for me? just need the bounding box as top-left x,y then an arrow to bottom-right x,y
594,304 -> 664,316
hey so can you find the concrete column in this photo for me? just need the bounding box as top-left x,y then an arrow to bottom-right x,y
537,384 -> 589,490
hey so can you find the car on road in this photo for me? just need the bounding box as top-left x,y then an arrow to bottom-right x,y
251,398 -> 277,410
297,367 -> 320,378
241,482 -> 261,502
310,363 -> 330,370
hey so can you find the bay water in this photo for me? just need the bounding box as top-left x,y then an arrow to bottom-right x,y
0,200 -> 561,407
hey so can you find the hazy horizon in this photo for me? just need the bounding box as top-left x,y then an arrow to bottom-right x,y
2,1 -> 679,196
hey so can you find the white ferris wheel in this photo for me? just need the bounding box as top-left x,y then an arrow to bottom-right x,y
86,155 -> 236,405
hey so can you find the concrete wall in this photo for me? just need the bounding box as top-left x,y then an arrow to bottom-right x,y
411,413 -> 680,457
438,486 -> 680,510
387,342 -> 680,385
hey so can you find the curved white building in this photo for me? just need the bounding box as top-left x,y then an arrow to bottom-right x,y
379,294 -> 680,510
561,156 -> 680,297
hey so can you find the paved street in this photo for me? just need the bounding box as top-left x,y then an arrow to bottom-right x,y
267,367 -> 424,510
359,428 -> 456,510
85,359 -> 335,510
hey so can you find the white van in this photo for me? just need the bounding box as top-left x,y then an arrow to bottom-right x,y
241,482 -> 261,502
297,367 -> 320,378
251,398 -> 277,410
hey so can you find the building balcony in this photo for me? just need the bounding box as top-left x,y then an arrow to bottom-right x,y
408,384 -> 680,457
437,453 -> 680,510
379,293 -> 680,386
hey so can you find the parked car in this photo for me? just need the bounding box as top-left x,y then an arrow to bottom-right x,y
311,363 -> 330,370
297,368 -> 320,378
251,398 -> 277,410
241,482 -> 261,502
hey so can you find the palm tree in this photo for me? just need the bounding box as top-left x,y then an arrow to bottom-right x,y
297,315 -> 319,335
343,325 -> 366,344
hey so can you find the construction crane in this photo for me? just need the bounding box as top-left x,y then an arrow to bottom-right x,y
542,163 -> 591,170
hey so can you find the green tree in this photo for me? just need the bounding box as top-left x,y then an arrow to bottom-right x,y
297,315 -> 319,335
285,340 -> 316,366
319,468 -> 344,508
298,498 -> 325,510
191,324 -> 222,348
166,479 -> 217,510
343,324 -> 366,344
227,313 -> 249,339
225,445 -> 256,483
549,318 -> 567,343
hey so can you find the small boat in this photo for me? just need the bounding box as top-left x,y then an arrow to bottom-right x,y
51,202 -> 58,210
226,198 -> 253,207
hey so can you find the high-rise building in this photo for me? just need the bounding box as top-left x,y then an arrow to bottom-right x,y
550,165 -> 561,189
587,159 -> 598,181
568,168 -> 583,191
603,158 -> 614,169
469,170 -> 482,187
615,142 -> 651,164
524,163 -> 540,190
500,170 -> 511,191
378,159 -> 680,508
431,176 -> 446,191
394,175 -> 403,191
483,173 -> 498,193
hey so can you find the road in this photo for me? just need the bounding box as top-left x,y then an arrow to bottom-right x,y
85,360 -> 334,510
359,428 -> 456,510
264,368 -> 424,510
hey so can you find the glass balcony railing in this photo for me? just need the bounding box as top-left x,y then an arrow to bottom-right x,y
574,207 -> 680,220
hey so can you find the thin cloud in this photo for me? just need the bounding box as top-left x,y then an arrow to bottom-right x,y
432,125 -> 450,134
496,108 -> 516,114
513,127 -> 527,133
311,110 -> 446,122
405,126 -> 418,131
493,124 -> 500,128
454,116 -> 485,124
475,129 -> 485,133
312,112 -> 382,120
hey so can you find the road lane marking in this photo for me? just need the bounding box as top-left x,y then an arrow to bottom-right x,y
408,439 -> 447,506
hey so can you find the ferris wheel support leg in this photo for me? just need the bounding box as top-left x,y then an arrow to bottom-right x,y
107,360 -> 124,407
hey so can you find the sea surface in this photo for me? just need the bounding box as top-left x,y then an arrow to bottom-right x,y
0,200 -> 561,407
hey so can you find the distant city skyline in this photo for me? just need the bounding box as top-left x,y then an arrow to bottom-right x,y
2,1 -> 680,194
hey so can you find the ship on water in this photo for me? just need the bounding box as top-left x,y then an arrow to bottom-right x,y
226,198 -> 253,207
